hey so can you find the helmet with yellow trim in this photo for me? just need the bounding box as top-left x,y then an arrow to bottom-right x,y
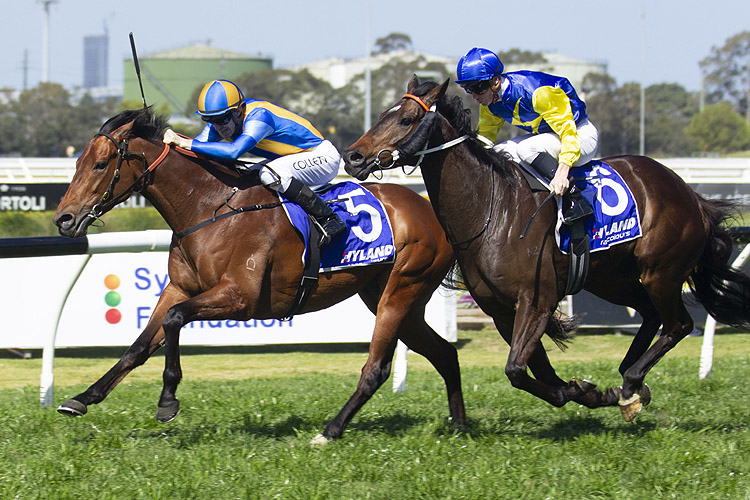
455,47 -> 503,84
196,80 -> 245,117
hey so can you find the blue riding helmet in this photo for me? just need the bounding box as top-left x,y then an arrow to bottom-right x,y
196,80 -> 245,117
455,47 -> 504,84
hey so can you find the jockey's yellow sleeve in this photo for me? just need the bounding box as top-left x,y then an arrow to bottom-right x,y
480,70 -> 588,166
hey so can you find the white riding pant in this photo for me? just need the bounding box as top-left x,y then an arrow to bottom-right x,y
493,118 -> 599,168
256,139 -> 342,192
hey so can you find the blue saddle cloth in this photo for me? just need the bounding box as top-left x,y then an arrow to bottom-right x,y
557,160 -> 642,254
282,181 -> 396,272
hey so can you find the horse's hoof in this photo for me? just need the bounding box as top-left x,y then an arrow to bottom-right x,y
618,392 -> 643,422
57,399 -> 87,417
570,377 -> 597,393
310,433 -> 332,446
156,401 -> 180,423
640,383 -> 651,406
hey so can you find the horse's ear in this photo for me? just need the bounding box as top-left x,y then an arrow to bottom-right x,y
112,120 -> 136,141
424,79 -> 450,107
407,74 -> 421,93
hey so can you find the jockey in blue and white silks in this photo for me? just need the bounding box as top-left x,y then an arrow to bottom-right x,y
456,48 -> 599,224
163,79 -> 345,247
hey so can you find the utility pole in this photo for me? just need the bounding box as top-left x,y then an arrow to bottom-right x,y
364,0 -> 372,132
639,4 -> 646,156
38,0 -> 58,83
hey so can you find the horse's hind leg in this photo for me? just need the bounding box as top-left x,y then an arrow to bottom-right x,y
619,277 -> 694,420
397,311 -> 465,427
57,284 -> 187,417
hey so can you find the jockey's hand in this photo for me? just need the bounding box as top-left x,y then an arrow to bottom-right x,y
549,162 -> 571,196
163,129 -> 193,150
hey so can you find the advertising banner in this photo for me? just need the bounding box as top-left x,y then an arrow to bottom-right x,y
0,252 -> 456,349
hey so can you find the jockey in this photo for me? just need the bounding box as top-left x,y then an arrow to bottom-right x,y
456,47 -> 598,224
163,79 -> 346,247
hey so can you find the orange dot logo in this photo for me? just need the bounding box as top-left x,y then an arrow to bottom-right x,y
104,274 -> 122,324
104,274 -> 120,290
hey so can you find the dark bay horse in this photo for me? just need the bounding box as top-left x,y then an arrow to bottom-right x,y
53,107 -> 465,443
343,76 -> 750,421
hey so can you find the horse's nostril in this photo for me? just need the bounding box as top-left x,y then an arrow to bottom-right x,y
344,150 -> 364,167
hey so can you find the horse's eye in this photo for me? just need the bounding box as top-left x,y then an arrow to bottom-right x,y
400,117 -> 414,127
93,161 -> 108,170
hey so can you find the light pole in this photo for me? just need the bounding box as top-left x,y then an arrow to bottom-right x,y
38,0 -> 58,83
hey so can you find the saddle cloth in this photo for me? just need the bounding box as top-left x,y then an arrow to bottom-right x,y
555,160 -> 643,254
282,181 -> 396,272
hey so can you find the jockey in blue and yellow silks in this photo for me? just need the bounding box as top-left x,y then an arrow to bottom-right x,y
456,47 -> 599,224
163,79 -> 345,247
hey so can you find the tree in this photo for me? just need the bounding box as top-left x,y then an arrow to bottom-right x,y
685,101 -> 750,154
586,82 -> 641,156
643,83 -> 698,157
496,49 -> 548,66
700,30 -> 750,123
373,33 -> 413,55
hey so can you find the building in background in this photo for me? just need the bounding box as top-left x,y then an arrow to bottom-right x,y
83,34 -> 108,88
294,50 -> 607,96
122,43 -> 272,117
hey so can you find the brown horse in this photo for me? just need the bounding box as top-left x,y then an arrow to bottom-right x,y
343,76 -> 750,421
53,107 -> 465,443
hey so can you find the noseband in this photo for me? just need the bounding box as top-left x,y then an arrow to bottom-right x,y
87,133 -> 170,222
364,94 -> 470,176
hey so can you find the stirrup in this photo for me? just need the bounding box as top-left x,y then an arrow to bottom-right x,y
562,194 -> 593,225
317,216 -> 346,247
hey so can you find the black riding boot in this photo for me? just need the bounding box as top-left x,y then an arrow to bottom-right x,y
530,152 -> 593,225
282,178 -> 346,247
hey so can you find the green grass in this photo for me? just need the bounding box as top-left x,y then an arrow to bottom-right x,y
1,332 -> 749,499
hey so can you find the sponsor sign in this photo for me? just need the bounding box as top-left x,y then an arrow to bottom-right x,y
0,252 -> 455,349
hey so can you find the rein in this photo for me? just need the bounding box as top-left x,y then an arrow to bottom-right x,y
372,93 -> 494,247
90,132 -> 285,238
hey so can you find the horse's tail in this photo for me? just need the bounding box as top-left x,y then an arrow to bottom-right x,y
690,197 -> 750,328
545,313 -> 579,351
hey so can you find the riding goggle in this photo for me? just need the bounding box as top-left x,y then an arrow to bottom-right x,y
460,80 -> 493,95
202,110 -> 236,125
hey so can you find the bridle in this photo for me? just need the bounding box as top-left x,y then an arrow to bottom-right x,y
86,132 -> 171,224
366,94 -> 471,177
365,93 -> 494,247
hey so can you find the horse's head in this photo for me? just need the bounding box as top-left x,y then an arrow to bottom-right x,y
54,109 -> 166,237
343,76 -> 450,180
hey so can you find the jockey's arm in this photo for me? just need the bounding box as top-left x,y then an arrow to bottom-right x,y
477,105 -> 505,143
533,86 -> 581,195
190,120 -> 273,161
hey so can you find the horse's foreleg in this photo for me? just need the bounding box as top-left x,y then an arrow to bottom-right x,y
156,281 -> 248,424
504,300 -> 592,407
57,284 -> 187,417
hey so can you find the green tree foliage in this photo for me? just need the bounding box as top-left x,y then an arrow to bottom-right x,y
644,83 -> 699,157
496,49 -> 548,65
0,83 -> 117,157
700,30 -> 750,123
585,81 -> 641,156
685,101 -> 750,153
373,33 -> 413,54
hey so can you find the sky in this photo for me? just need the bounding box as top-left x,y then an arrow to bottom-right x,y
2,0 -> 749,93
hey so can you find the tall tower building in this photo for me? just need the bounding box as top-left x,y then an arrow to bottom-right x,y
83,34 -> 108,88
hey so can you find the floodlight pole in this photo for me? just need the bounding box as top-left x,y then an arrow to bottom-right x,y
39,0 -> 58,83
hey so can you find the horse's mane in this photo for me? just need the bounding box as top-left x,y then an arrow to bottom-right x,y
99,106 -> 169,141
409,80 -> 517,184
